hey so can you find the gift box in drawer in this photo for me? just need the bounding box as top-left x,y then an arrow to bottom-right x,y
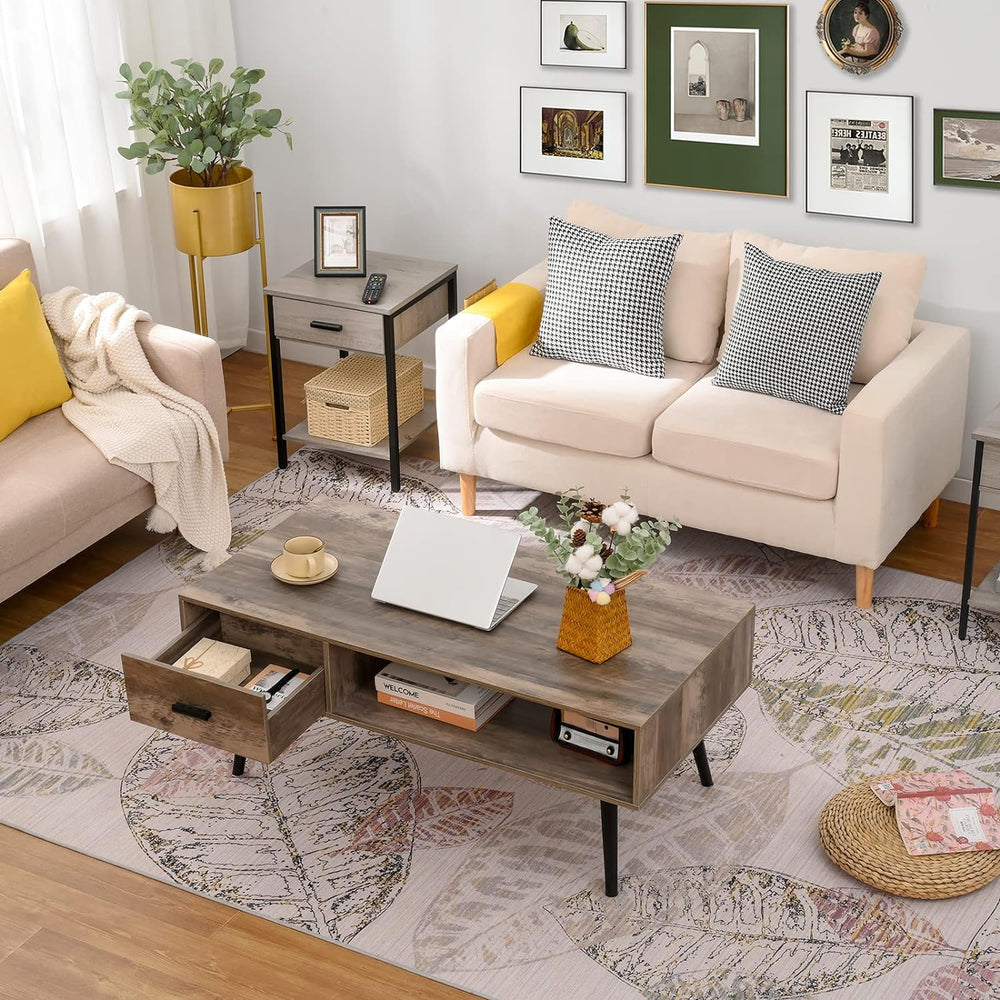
174,637 -> 251,685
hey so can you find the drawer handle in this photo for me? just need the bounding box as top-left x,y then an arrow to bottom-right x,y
171,701 -> 212,722
324,402 -> 350,409
309,320 -> 343,332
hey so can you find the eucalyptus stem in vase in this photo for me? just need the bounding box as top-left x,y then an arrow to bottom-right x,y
520,490 -> 681,664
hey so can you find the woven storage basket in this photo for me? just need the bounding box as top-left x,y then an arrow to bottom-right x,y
818,772 -> 1000,899
556,587 -> 631,664
304,354 -> 423,447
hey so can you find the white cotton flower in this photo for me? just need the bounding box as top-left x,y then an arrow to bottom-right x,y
612,500 -> 639,524
573,519 -> 591,534
576,544 -> 595,560
601,507 -> 618,527
565,552 -> 583,575
577,553 -> 603,581
615,519 -> 632,535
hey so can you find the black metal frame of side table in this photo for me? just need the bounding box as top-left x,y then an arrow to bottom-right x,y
267,273 -> 459,492
959,440 -> 985,640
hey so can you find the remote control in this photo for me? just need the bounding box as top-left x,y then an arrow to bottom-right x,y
362,272 -> 387,305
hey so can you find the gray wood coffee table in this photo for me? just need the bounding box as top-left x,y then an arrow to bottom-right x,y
122,498 -> 754,896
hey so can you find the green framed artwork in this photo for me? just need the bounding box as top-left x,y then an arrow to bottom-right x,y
934,109 -> 1000,190
645,2 -> 788,197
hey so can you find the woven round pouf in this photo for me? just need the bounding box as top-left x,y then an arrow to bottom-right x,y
819,772 -> 1000,899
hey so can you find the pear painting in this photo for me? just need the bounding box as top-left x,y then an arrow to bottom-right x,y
559,15 -> 607,52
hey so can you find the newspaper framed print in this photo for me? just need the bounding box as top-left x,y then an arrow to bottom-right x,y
806,91 -> 913,222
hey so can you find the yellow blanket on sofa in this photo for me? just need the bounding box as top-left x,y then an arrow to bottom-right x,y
464,281 -> 544,366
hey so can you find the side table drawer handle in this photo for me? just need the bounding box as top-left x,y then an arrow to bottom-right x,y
309,320 -> 343,332
171,702 -> 212,722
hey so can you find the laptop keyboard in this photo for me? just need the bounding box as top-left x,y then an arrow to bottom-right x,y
490,594 -> 519,628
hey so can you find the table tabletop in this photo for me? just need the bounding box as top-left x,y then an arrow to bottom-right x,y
179,497 -> 754,730
264,251 -> 457,317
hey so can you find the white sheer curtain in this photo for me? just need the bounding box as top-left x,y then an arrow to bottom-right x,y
0,0 -> 249,347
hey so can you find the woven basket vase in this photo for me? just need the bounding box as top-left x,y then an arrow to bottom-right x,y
556,586 -> 632,664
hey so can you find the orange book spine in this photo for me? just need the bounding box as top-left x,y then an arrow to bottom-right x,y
376,691 -> 479,731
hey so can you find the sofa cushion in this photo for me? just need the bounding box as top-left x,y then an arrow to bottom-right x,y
652,372 -> 861,500
722,230 -> 926,383
713,243 -> 882,414
474,347 -> 709,459
566,200 -> 731,365
0,408 -> 150,572
531,216 -> 682,379
0,269 -> 72,441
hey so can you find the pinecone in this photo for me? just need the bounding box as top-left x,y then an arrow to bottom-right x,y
579,498 -> 606,523
600,543 -> 613,561
571,528 -> 588,547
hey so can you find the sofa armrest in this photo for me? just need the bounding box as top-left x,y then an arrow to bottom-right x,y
835,319 -> 971,567
135,319 -> 230,461
434,261 -> 547,476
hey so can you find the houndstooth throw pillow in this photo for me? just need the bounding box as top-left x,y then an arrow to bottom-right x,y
713,242 -> 882,414
530,217 -> 683,378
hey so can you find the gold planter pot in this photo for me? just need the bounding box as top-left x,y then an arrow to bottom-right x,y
169,165 -> 256,257
556,586 -> 632,664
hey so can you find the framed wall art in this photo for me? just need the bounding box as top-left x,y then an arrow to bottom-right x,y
645,3 -> 788,197
520,86 -> 627,182
817,0 -> 903,76
540,1 -> 627,69
934,109 -> 1000,190
313,206 -> 366,277
806,91 -> 913,223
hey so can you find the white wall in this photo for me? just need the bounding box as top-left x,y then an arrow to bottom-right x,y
232,0 -> 999,497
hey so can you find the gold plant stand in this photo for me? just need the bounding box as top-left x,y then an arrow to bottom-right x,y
181,188 -> 276,436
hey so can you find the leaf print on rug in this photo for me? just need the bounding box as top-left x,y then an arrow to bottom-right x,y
754,599 -> 1000,786
547,866 -> 957,1000
122,721 -> 419,939
659,552 -> 834,602
412,770 -> 791,973
671,705 -> 746,779
0,736 -> 113,795
0,645 -> 126,736
910,899 -> 1000,999
352,787 -> 514,853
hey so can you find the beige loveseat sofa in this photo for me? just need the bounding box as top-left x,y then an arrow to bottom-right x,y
0,238 -> 229,604
435,202 -> 971,607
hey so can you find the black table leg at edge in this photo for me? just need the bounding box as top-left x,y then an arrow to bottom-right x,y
959,440 -> 984,640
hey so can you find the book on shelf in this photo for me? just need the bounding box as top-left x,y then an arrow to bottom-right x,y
374,662 -> 511,731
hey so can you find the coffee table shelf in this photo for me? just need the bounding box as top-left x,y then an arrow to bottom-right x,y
333,691 -> 636,807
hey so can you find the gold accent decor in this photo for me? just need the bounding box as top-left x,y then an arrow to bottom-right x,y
816,0 -> 903,76
818,773 -> 1000,899
557,587 -> 632,664
169,166 -> 256,257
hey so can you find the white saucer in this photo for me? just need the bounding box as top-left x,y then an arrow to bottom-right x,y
270,551 -> 340,585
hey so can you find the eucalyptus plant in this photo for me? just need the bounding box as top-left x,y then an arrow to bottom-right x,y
115,58 -> 291,186
520,489 -> 681,590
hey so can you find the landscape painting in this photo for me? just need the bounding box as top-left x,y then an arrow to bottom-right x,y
940,113 -> 1000,186
542,107 -> 604,159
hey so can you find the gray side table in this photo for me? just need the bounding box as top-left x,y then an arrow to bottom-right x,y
264,251 -> 458,491
959,404 -> 1000,638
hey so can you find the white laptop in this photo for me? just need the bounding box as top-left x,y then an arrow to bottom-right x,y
371,507 -> 536,630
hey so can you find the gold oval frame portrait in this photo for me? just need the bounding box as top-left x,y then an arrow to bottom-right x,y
817,0 -> 903,75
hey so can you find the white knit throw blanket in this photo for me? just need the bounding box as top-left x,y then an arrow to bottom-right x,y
42,288 -> 231,566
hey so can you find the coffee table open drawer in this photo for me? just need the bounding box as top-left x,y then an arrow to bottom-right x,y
121,606 -> 327,763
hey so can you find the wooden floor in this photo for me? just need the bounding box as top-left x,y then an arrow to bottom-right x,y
0,348 -> 997,998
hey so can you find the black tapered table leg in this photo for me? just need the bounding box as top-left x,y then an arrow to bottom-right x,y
600,800 -> 618,897
447,273 -> 458,317
383,316 -> 401,493
693,740 -> 713,787
960,440 -> 985,640
267,294 -> 288,469
232,755 -> 246,777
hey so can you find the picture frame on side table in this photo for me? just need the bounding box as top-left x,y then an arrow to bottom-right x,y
313,206 -> 367,277
540,1 -> 627,69
934,109 -> 1000,190
645,3 -> 788,197
806,91 -> 914,223
520,86 -> 627,182
816,0 -> 903,76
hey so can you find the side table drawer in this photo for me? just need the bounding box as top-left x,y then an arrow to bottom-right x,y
982,443 -> 1000,491
272,296 -> 383,353
122,609 -> 327,763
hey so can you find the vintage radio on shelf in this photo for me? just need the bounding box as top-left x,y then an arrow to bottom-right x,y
550,709 -> 633,765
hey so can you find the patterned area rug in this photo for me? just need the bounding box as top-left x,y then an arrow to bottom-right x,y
2,449 -> 999,1000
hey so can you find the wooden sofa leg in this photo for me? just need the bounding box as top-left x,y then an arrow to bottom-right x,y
460,474 -> 477,516
921,497 -> 941,529
856,566 -> 875,610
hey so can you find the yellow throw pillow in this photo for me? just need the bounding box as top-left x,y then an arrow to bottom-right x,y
0,269 -> 72,441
